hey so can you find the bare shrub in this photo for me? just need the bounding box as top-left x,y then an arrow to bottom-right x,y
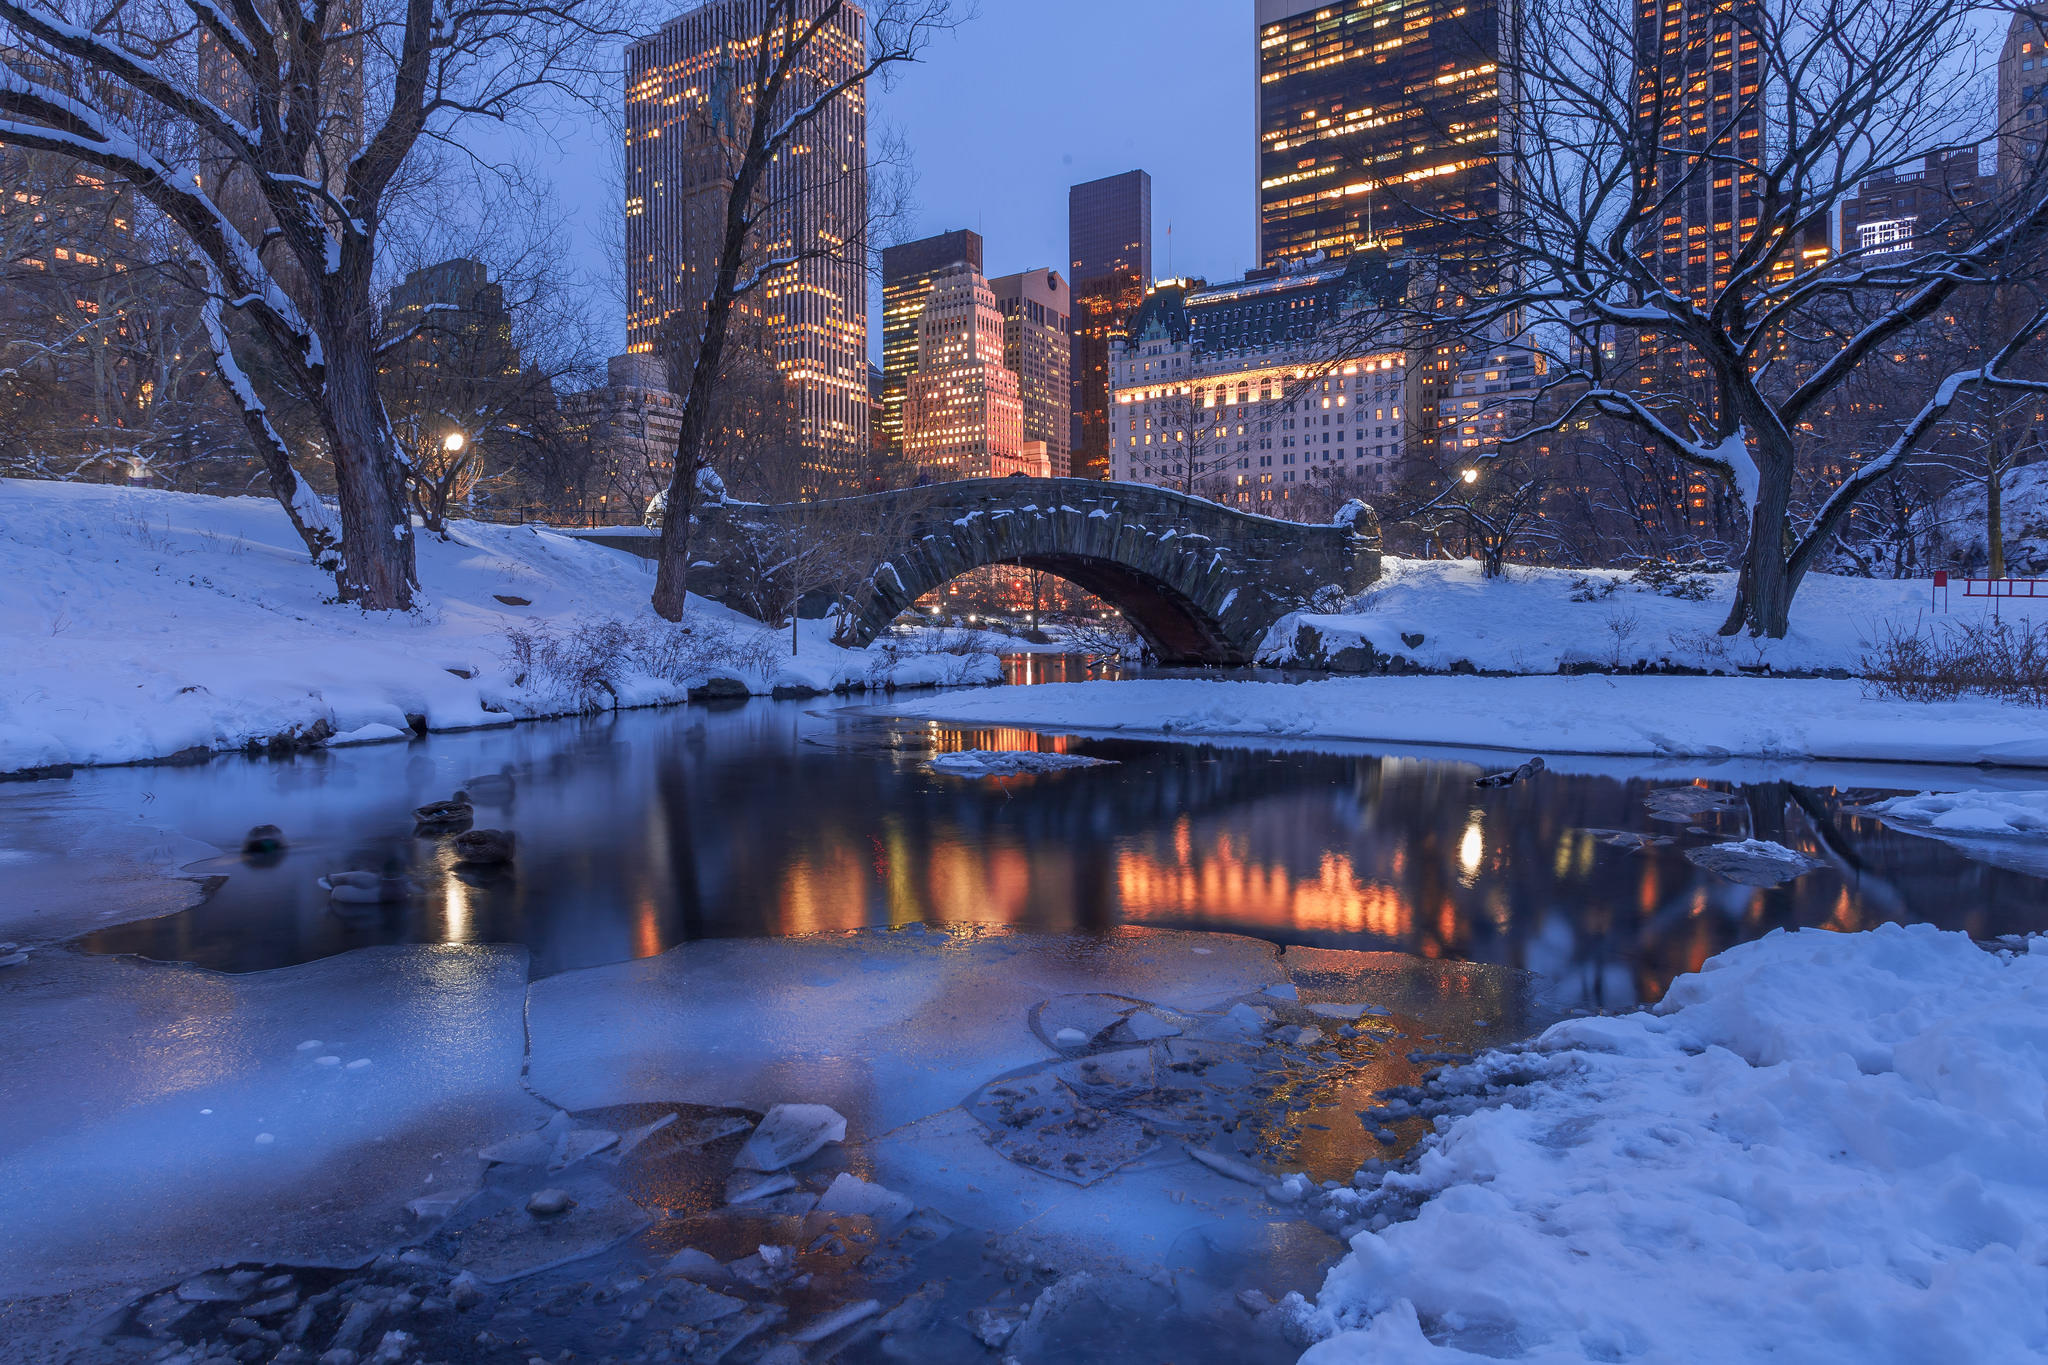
503,615 -> 778,711
1861,618 -> 2048,706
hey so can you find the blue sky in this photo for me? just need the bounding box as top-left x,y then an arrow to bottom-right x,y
520,0 -> 1260,359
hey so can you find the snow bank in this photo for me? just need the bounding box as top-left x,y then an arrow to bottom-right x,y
884,676 -> 2048,767
1867,788 -> 2048,838
0,480 -> 997,775
1259,557 -> 2032,676
1298,925 -> 2048,1363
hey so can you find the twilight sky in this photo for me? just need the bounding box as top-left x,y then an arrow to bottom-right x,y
522,0 -> 1261,360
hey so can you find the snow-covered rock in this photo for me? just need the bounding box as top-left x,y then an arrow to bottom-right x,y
1918,461 -> 2048,577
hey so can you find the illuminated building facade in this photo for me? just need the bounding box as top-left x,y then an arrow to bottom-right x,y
989,268 -> 1073,478
1069,170 -> 1152,480
1108,259 -> 1408,506
1839,150 -> 1989,261
879,228 -> 982,460
2000,9 -> 2048,182
1255,0 -> 1510,268
624,0 -> 870,492
1436,343 -> 1543,457
1255,0 -> 1512,457
903,264 -> 1027,479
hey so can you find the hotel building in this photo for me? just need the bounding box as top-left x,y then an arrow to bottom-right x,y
1108,259 -> 1408,507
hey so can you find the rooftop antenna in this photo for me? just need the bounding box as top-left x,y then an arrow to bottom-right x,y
1167,221 -> 1174,277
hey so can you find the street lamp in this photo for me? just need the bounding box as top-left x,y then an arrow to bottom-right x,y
443,431 -> 467,454
1460,467 -> 1478,485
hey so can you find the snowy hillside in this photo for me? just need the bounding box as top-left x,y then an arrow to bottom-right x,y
0,480 -> 996,776
1918,461 -> 2048,577
1258,557 -> 2029,676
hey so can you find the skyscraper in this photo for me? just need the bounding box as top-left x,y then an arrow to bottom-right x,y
1632,0 -> 1769,309
2000,9 -> 2048,182
1255,0 -> 1512,454
1254,0 -> 1509,269
879,229 -> 983,460
1068,170 -> 1152,481
903,264 -> 1026,479
624,0 -> 870,492
989,268 -> 1073,478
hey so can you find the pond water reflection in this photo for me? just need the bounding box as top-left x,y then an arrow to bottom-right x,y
59,678 -> 2048,1009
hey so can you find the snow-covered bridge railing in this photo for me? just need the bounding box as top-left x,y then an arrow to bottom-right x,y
580,478 -> 1383,666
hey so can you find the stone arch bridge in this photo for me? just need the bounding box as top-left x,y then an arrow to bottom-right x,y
585,477 -> 1381,666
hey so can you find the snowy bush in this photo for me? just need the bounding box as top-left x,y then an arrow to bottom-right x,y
1861,617 -> 2048,706
503,616 -> 778,711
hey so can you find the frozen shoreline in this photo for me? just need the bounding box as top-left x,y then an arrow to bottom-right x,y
1294,925 -> 2048,1363
883,675 -> 2048,769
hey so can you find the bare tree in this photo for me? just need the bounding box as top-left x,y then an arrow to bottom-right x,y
647,0 -> 965,621
0,0 -> 624,607
1334,0 -> 2048,636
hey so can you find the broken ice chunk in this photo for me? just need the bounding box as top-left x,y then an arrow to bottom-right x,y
1116,1011 -> 1183,1042
1053,1027 -> 1090,1049
662,1247 -> 733,1284
732,1104 -> 847,1172
548,1125 -> 619,1171
725,1170 -> 798,1206
1262,984 -> 1300,1002
1186,1146 -> 1271,1186
1306,1002 -> 1368,1021
792,1298 -> 881,1343
815,1172 -> 915,1225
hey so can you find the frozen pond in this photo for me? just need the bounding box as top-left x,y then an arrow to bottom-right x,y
28,685 -> 2047,1006
3,670 -> 2046,1363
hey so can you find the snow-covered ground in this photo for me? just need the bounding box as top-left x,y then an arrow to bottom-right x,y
1294,924 -> 2048,1363
1259,557 -> 2036,675
885,675 -> 2048,767
0,480 -> 998,776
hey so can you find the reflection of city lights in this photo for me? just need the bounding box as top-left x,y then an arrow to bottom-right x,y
1116,847 -> 1413,938
1459,817 -> 1484,881
444,876 -> 473,943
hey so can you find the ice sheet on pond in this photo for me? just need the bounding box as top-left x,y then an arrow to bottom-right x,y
925,749 -> 1115,777
523,927 -> 1291,1134
0,944 -> 545,1300
1684,838 -> 1824,886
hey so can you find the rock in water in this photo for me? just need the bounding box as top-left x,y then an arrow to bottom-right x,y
412,799 -> 474,834
525,1188 -> 574,1217
731,1103 -> 847,1172
452,829 -> 515,866
1475,756 -> 1546,788
242,825 -> 288,858
319,871 -> 412,905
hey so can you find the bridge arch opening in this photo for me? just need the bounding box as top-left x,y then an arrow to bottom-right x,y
854,552 -> 1247,666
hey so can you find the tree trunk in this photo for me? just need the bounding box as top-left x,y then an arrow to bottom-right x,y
323,333 -> 418,611
1721,456 -> 1795,639
1988,460 -> 2006,581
